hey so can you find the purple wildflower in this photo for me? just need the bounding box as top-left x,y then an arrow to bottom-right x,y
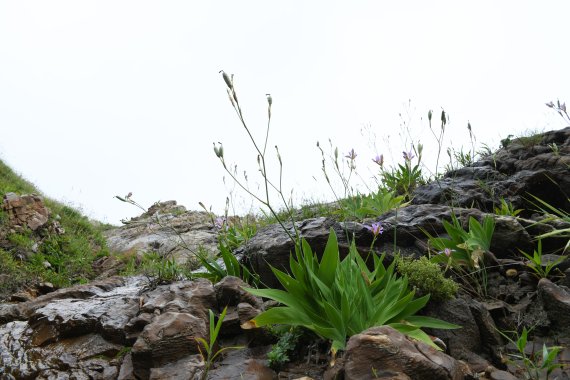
372,154 -> 384,166
402,151 -> 415,162
441,248 -> 453,257
214,217 -> 227,230
345,149 -> 357,161
365,222 -> 384,237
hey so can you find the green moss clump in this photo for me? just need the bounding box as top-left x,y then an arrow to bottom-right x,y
397,256 -> 459,301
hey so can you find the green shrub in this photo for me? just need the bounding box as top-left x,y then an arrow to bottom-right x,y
519,239 -> 566,280
396,256 -> 459,301
425,214 -> 495,298
244,230 -> 459,353
380,150 -> 425,200
336,189 -> 407,220
139,251 -> 190,286
267,326 -> 303,370
427,214 -> 495,271
494,198 -> 523,217
192,244 -> 260,286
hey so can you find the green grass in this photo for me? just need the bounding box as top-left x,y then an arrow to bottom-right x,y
0,159 -> 110,298
0,160 -> 38,195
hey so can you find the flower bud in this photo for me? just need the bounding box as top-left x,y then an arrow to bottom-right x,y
275,146 -> 282,165
220,70 -> 233,89
213,142 -> 224,158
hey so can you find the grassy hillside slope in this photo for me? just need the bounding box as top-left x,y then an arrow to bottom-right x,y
0,159 -> 110,300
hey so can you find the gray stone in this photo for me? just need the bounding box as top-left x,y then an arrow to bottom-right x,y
538,278 -> 570,336
2,192 -> 49,231
344,326 -> 468,380
104,202 -> 220,265
131,311 -> 207,379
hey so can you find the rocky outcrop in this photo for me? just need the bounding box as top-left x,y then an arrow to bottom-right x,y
412,127 -> 570,217
104,201 -> 219,264
2,192 -> 50,231
2,127 -> 570,379
537,278 -> 570,337
0,276 -> 264,379
240,205 -> 542,288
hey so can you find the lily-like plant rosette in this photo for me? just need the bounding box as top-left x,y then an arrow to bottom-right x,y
243,229 -> 459,353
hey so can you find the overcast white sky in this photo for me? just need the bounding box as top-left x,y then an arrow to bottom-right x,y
1,1 -> 569,225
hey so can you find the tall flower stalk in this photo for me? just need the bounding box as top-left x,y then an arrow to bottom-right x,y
216,71 -> 299,243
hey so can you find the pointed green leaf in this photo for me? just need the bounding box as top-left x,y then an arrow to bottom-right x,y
318,229 -> 339,286
405,315 -> 460,329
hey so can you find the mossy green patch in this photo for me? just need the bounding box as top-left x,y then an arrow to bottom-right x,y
397,256 -> 459,301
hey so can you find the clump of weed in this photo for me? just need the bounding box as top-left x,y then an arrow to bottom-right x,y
396,256 -> 459,301
266,326 -> 304,370
514,129 -> 544,149
137,251 -> 190,287
494,198 -> 523,217
0,248 -> 37,299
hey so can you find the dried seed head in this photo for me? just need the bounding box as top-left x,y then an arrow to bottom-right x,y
266,94 -> 272,107
275,145 -> 282,165
213,142 -> 224,158
220,70 -> 233,89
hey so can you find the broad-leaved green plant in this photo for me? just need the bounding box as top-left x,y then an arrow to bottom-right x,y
428,214 -> 495,270
337,189 -> 407,220
499,327 -> 564,380
426,214 -> 495,297
196,307 -> 243,380
519,239 -> 566,280
244,229 -> 459,353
